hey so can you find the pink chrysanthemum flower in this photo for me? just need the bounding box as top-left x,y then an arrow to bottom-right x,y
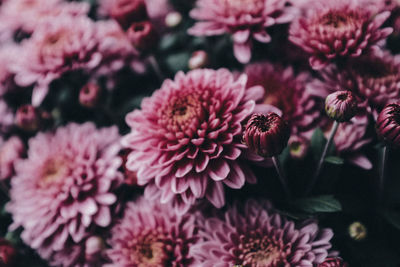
106,198 -> 199,266
188,0 -> 296,63
12,16 -> 102,106
289,0 -> 393,69
0,0 -> 89,42
7,123 -> 122,266
123,69 -> 269,213
192,199 -> 334,266
245,62 -> 323,138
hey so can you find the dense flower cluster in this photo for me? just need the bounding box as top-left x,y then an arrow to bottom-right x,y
0,0 -> 400,265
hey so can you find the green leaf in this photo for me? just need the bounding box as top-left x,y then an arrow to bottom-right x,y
383,209 -> 400,230
325,156 -> 344,165
165,52 -> 190,73
159,34 -> 180,51
294,195 -> 342,213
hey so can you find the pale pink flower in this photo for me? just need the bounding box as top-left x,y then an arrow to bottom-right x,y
0,99 -> 14,135
106,198 -> 200,266
123,69 -> 269,213
289,0 -> 393,69
192,199 -> 334,266
7,123 -> 122,266
189,0 -> 296,63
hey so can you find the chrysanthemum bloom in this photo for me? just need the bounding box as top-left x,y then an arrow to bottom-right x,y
0,99 -> 14,135
188,0 -> 296,63
289,0 -> 393,69
0,238 -> 17,266
376,103 -> 400,147
243,113 -> 290,157
7,123 -> 122,265
245,62 -> 323,138
325,91 -> 358,122
319,257 -> 349,267
123,69 -> 268,212
12,15 -> 102,106
191,200 -> 334,266
0,136 -> 25,181
106,198 -> 200,266
0,0 -> 89,42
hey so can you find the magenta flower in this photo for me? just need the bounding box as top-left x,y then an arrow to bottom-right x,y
12,15 -> 102,106
376,103 -> 400,147
106,198 -> 200,266
123,69 -> 268,213
289,0 -> 393,69
245,62 -> 323,138
188,0 -> 296,63
191,199 -> 334,266
325,91 -> 358,122
7,123 -> 122,266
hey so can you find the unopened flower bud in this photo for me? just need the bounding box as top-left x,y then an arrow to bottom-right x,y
15,105 -> 40,132
0,136 -> 25,181
0,238 -> 17,266
318,257 -> 349,267
288,135 -> 309,159
376,103 -> 400,147
110,0 -> 148,30
85,236 -> 104,261
348,221 -> 367,241
188,50 -> 209,69
165,11 -> 182,28
127,21 -> 158,52
79,83 -> 102,108
243,113 -> 290,157
325,91 -> 358,122
120,149 -> 138,186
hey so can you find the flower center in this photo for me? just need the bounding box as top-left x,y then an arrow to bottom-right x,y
320,11 -> 350,28
160,94 -> 204,132
39,158 -> 68,187
238,232 -> 290,266
128,229 -> 171,267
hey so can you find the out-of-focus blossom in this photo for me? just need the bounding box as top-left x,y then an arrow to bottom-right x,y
245,62 -> 323,138
325,91 -> 358,122
319,257 -> 349,267
0,238 -> 17,266
348,221 -> 368,241
110,0 -> 148,29
376,103 -> 400,147
123,69 -> 270,213
15,105 -> 40,132
289,0 -> 393,69
106,198 -> 200,266
188,50 -> 209,69
165,11 -> 182,28
79,83 -> 102,108
7,123 -> 122,266
243,113 -> 290,157
12,16 -> 102,106
189,0 -> 296,63
0,136 -> 25,181
288,135 -> 309,159
191,200 -> 334,266
0,0 -> 89,42
127,21 -> 158,52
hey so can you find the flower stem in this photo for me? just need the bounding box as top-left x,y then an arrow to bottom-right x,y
271,156 -> 291,200
307,120 -> 339,195
148,55 -> 164,82
378,145 -> 388,204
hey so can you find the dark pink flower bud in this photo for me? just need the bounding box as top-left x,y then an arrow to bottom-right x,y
288,135 -> 309,160
79,83 -> 102,108
188,50 -> 209,69
127,21 -> 158,52
243,113 -> 290,157
15,105 -> 40,132
0,238 -> 17,267
325,91 -> 358,122
318,257 -> 349,267
0,136 -> 25,181
110,0 -> 148,30
376,103 -> 400,147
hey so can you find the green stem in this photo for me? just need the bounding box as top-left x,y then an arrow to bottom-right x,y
271,156 -> 291,200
